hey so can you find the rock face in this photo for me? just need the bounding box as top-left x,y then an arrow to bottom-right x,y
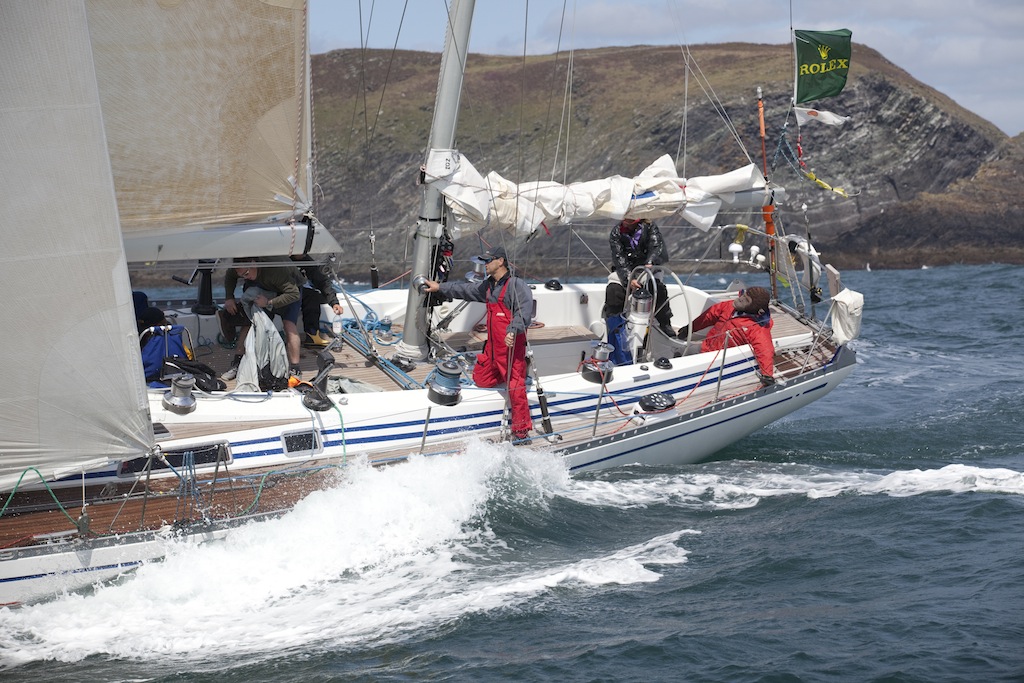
831,132 -> 1024,268
310,43 -> 1019,279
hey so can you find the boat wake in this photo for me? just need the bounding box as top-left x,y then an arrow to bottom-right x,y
0,442 -> 677,669
1,448 -> 1018,670
567,461 -> 1024,511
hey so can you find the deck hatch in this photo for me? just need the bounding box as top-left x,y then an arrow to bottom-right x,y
282,429 -> 323,457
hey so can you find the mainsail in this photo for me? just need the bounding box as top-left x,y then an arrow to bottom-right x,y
0,0 -> 153,490
85,0 -> 341,261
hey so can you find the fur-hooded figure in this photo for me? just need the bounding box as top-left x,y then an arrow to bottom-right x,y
734,287 -> 771,326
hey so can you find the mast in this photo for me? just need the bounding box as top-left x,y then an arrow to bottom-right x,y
393,0 -> 476,364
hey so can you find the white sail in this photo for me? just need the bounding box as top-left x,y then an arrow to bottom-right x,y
424,151 -> 785,236
0,0 -> 153,490
85,0 -> 341,260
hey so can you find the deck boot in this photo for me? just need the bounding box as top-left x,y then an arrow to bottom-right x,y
304,331 -> 331,348
221,354 -> 242,380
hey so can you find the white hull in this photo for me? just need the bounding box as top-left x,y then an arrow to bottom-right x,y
30,282 -> 844,483
0,526 -> 230,607
562,348 -> 855,471
1,280 -> 857,606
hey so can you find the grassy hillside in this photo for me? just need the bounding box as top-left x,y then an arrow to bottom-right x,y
309,42 -> 1016,279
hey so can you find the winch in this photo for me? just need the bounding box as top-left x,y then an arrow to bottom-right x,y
427,359 -> 463,405
581,341 -> 615,384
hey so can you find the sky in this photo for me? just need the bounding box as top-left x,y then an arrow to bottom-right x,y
309,0 -> 1024,137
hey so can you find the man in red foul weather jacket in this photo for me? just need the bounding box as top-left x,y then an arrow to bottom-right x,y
678,286 -> 776,381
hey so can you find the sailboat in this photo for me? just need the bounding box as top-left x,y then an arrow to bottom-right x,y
0,0 -> 862,606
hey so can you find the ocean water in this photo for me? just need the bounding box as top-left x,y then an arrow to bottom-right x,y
1,264 -> 1022,682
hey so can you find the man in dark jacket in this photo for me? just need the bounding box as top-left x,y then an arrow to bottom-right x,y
423,246 -> 534,444
605,218 -> 674,338
219,257 -> 304,379
290,254 -> 344,346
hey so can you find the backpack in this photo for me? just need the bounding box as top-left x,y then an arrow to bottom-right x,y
141,325 -> 225,392
141,325 -> 193,381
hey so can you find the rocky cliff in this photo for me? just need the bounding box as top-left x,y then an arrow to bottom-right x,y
310,43 -> 1019,280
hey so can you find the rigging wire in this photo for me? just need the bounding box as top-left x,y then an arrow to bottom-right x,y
677,49 -> 690,179
498,0 -> 760,286
340,3 -> 774,292
663,0 -> 690,177
358,1 -> 413,278
552,0 -> 576,186
678,49 -> 757,168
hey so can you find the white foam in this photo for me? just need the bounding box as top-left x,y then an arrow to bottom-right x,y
863,463 -> 1024,496
0,441 -> 687,668
564,462 -> 1024,509
2,450 -> 1017,668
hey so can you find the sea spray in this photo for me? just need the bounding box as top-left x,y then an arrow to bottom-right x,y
0,441 -> 572,667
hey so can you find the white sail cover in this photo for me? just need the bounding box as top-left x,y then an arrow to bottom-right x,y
424,151 -> 785,236
0,1 -> 153,490
831,288 -> 864,346
86,0 -> 341,260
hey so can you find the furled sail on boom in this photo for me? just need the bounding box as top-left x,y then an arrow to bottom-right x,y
425,152 -> 786,237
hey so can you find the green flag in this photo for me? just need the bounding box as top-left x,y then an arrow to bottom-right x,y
794,29 -> 852,104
